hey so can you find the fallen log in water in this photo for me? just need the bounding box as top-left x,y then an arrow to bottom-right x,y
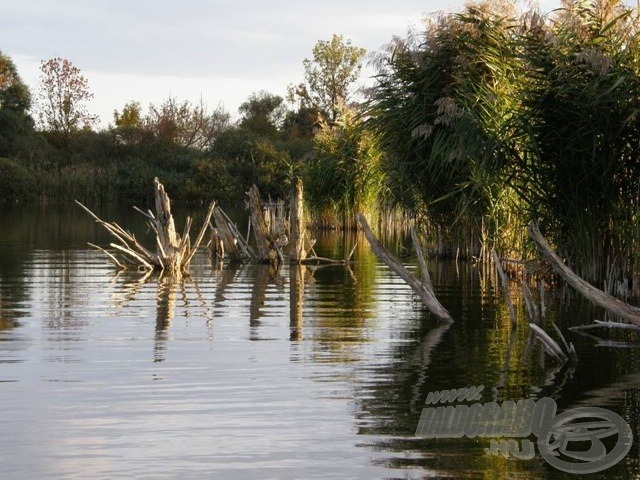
529,323 -> 570,363
77,177 -> 215,276
356,213 -> 452,322
529,223 -> 640,326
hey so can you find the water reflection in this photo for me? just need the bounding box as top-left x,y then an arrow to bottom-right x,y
249,263 -> 284,335
155,275 -> 177,362
0,204 -> 639,479
289,264 -> 306,341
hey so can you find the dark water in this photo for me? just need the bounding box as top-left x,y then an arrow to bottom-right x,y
0,204 -> 639,479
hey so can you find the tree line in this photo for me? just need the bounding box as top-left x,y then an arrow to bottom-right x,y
1,0 -> 639,295
0,33 -> 367,208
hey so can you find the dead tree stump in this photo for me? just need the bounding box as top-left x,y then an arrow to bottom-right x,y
289,176 -> 306,263
247,185 -> 278,264
77,177 -> 215,276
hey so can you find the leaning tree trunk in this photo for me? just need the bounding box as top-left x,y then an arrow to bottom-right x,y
357,213 -> 452,322
529,223 -> 640,326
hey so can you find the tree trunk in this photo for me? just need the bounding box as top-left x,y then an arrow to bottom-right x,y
529,223 -> 640,326
289,177 -> 306,263
357,213 -> 452,322
247,185 -> 277,264
154,177 -> 184,276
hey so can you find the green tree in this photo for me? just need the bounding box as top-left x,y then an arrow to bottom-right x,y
291,34 -> 366,122
37,57 -> 97,135
112,101 -> 144,145
238,91 -> 287,137
306,107 -> 385,227
0,51 -> 33,157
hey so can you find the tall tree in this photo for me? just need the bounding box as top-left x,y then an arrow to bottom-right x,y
0,51 -> 33,156
292,34 -> 366,122
37,57 -> 97,135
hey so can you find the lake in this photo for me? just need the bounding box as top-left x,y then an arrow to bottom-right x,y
0,204 -> 638,479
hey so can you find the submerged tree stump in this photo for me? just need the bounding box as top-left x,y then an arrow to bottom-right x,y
77,177 -> 215,276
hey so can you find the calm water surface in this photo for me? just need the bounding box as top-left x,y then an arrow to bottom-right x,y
0,204 -> 639,479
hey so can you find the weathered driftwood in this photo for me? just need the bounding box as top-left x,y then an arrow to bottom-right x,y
208,226 -> 224,262
552,323 -> 578,362
491,250 -> 517,328
77,177 -> 215,275
289,176 -> 306,264
521,279 -> 539,325
216,206 -> 256,261
569,320 -> 640,333
247,185 -> 278,264
529,223 -> 640,326
411,227 -> 434,292
357,213 -> 452,322
212,209 -> 243,262
529,323 -> 569,363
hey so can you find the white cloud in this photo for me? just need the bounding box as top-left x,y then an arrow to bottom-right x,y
11,0 -> 613,128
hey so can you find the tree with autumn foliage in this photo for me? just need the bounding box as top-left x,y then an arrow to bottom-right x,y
37,57 -> 97,135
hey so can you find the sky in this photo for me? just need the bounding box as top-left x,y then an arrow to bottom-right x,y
1,0 -> 564,128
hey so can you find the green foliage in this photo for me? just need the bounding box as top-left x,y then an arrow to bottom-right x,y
238,91 -> 287,136
0,51 -> 34,157
366,0 -> 640,288
305,108 -> 385,227
290,34 -> 366,122
0,157 -> 36,202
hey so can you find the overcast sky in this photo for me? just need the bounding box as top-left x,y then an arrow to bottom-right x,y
1,0 -> 565,127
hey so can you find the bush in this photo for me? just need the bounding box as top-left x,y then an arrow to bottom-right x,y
0,157 -> 37,202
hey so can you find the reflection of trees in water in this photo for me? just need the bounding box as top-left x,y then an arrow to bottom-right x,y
343,259 -> 640,477
0,207 -> 35,334
301,232 -> 379,362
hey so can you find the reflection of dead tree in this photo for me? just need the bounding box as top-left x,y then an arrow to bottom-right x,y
529,223 -> 640,326
155,275 -> 178,362
357,213 -> 452,322
408,321 -> 453,409
77,178 -> 215,276
290,264 -> 306,341
249,264 -> 282,333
